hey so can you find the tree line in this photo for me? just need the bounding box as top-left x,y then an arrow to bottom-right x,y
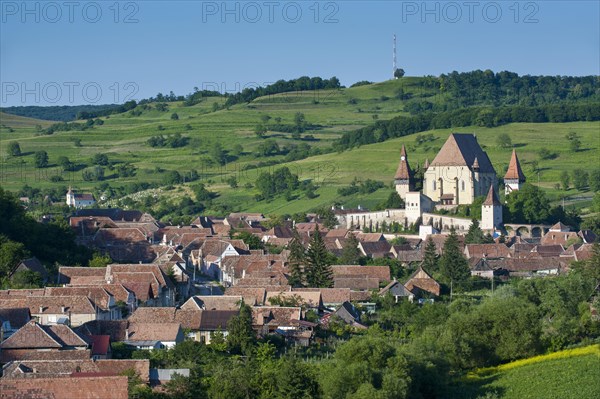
224,76 -> 342,106
335,103 -> 600,150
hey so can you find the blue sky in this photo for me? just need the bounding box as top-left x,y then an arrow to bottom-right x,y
1,0 -> 599,106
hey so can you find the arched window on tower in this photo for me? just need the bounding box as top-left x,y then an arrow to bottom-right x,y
461,180 -> 465,191
433,180 -> 436,191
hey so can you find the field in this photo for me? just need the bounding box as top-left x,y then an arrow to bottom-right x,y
1,77 -> 598,216
450,345 -> 600,399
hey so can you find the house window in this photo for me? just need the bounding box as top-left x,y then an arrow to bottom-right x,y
433,181 -> 436,190
461,181 -> 465,191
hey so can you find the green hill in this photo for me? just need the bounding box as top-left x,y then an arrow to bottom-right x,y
0,74 -> 598,217
0,112 -> 56,129
450,345 -> 600,399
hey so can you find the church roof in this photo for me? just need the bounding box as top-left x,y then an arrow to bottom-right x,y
504,150 -> 526,181
430,134 -> 495,174
483,185 -> 502,206
394,144 -> 412,180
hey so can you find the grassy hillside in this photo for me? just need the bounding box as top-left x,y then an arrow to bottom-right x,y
0,77 -> 597,216
0,112 -> 55,129
451,345 -> 600,399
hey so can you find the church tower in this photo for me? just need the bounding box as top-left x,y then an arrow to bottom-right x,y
66,186 -> 75,207
481,185 -> 502,231
504,149 -> 526,196
394,144 -> 412,200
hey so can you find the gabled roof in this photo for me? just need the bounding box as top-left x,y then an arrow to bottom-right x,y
0,321 -> 62,349
0,296 -> 97,315
549,222 -> 571,232
291,288 -> 351,304
224,287 -> 267,305
11,257 -> 48,279
358,241 -> 392,257
199,310 -> 239,330
0,321 -> 89,349
44,287 -> 113,311
76,320 -> 129,342
266,291 -> 323,308
126,322 -> 182,342
0,376 -> 129,399
404,266 -> 441,297
483,185 -> 502,206
504,149 -> 526,181
379,280 -> 413,297
464,243 -> 511,259
58,267 -> 107,285
129,307 -> 177,323
251,306 -> 302,327
1,359 -> 149,382
331,265 -> 391,282
181,296 -> 242,311
430,133 -> 495,174
394,144 -> 412,180
110,273 -> 156,301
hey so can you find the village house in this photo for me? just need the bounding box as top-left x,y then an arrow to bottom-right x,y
0,295 -> 104,326
331,265 -> 391,290
123,322 -> 184,349
251,306 -> 303,337
180,295 -> 242,311
66,187 -> 96,208
266,291 -> 324,310
404,267 -> 441,298
224,287 -> 268,306
0,320 -> 91,363
379,279 -> 415,302
192,239 -> 250,282
126,307 -> 237,344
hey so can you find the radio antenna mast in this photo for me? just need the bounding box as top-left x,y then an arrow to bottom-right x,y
393,34 -> 397,79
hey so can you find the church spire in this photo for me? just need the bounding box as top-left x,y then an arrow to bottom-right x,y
504,149 -> 526,181
394,144 -> 412,200
394,144 -> 412,180
483,185 -> 502,206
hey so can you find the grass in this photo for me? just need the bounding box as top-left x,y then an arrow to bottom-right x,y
450,345 -> 600,399
0,77 -> 598,216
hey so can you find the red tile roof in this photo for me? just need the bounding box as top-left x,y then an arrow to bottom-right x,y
504,149 -> 526,181
0,376 -> 129,399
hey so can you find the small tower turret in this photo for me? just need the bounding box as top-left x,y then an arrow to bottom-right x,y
481,185 -> 502,231
504,149 -> 526,196
394,144 -> 412,200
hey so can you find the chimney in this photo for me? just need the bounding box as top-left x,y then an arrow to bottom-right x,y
125,329 -> 129,340
61,306 -> 67,313
39,306 -> 44,313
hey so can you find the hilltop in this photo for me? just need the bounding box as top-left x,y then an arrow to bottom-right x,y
0,72 -> 598,218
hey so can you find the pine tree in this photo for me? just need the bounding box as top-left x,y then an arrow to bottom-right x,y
305,226 -> 333,288
340,233 -> 361,265
422,236 -> 439,272
439,228 -> 470,283
464,219 -> 486,244
226,303 -> 255,355
287,230 -> 306,287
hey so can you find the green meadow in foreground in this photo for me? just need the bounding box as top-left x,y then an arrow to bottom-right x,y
450,345 -> 600,399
